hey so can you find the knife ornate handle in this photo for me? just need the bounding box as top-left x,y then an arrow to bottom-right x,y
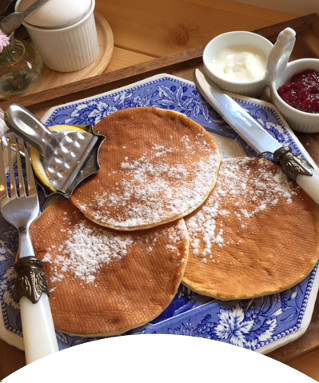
273,146 -> 319,205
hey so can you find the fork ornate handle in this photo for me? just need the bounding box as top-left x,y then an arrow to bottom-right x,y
0,135 -> 59,364
15,255 -> 58,364
15,257 -> 49,303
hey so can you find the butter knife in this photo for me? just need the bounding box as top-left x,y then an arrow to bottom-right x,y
194,68 -> 319,205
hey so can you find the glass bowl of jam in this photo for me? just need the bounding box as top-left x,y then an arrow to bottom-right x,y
203,31 -> 273,97
269,58 -> 319,133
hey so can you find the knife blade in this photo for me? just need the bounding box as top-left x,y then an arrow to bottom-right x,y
194,68 -> 319,205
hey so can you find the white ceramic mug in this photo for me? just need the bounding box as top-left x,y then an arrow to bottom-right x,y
15,0 -> 99,72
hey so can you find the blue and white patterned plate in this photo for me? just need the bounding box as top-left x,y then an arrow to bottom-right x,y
1,74 -> 318,354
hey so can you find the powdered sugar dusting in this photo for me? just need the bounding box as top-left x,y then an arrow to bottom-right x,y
42,214 -> 187,285
88,134 -> 220,228
186,157 -> 298,263
43,220 -> 134,284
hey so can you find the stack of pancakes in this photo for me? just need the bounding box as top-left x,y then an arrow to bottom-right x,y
30,106 -> 319,337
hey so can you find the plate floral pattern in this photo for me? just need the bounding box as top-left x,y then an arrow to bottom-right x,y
1,74 -> 318,353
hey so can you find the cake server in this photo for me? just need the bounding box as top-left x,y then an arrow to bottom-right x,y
4,104 -> 105,197
194,68 -> 319,205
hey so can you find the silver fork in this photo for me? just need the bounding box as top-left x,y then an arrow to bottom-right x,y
0,135 -> 58,364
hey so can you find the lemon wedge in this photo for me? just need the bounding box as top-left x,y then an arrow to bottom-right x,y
31,124 -> 89,192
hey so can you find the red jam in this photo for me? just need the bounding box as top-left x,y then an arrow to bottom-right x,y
277,69 -> 319,114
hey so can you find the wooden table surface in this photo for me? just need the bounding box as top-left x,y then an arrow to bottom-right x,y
1,1 -> 319,381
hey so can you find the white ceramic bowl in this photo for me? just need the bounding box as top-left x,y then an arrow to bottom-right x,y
269,58 -> 319,133
203,31 -> 273,97
15,0 -> 99,72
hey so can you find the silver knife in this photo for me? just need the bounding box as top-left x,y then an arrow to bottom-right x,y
194,68 -> 319,205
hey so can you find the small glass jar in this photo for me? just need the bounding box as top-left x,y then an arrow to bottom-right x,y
0,33 -> 43,97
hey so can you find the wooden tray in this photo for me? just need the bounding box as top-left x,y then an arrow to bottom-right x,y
1,13 -> 319,363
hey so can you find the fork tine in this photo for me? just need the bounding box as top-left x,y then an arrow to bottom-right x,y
7,136 -> 17,199
23,140 -> 37,197
0,138 -> 8,199
15,136 -> 26,198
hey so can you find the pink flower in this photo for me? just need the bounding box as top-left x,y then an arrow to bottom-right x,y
0,30 -> 10,53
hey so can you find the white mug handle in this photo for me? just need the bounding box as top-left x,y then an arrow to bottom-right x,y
266,27 -> 296,84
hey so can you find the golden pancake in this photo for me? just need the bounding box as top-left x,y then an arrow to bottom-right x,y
30,199 -> 189,336
183,157 -> 319,300
70,107 -> 220,230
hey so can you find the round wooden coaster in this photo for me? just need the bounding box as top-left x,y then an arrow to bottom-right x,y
22,12 -> 114,95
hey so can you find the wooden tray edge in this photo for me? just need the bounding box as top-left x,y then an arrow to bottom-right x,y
1,13 -> 318,116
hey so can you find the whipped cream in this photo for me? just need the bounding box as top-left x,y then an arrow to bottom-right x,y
211,46 -> 267,83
